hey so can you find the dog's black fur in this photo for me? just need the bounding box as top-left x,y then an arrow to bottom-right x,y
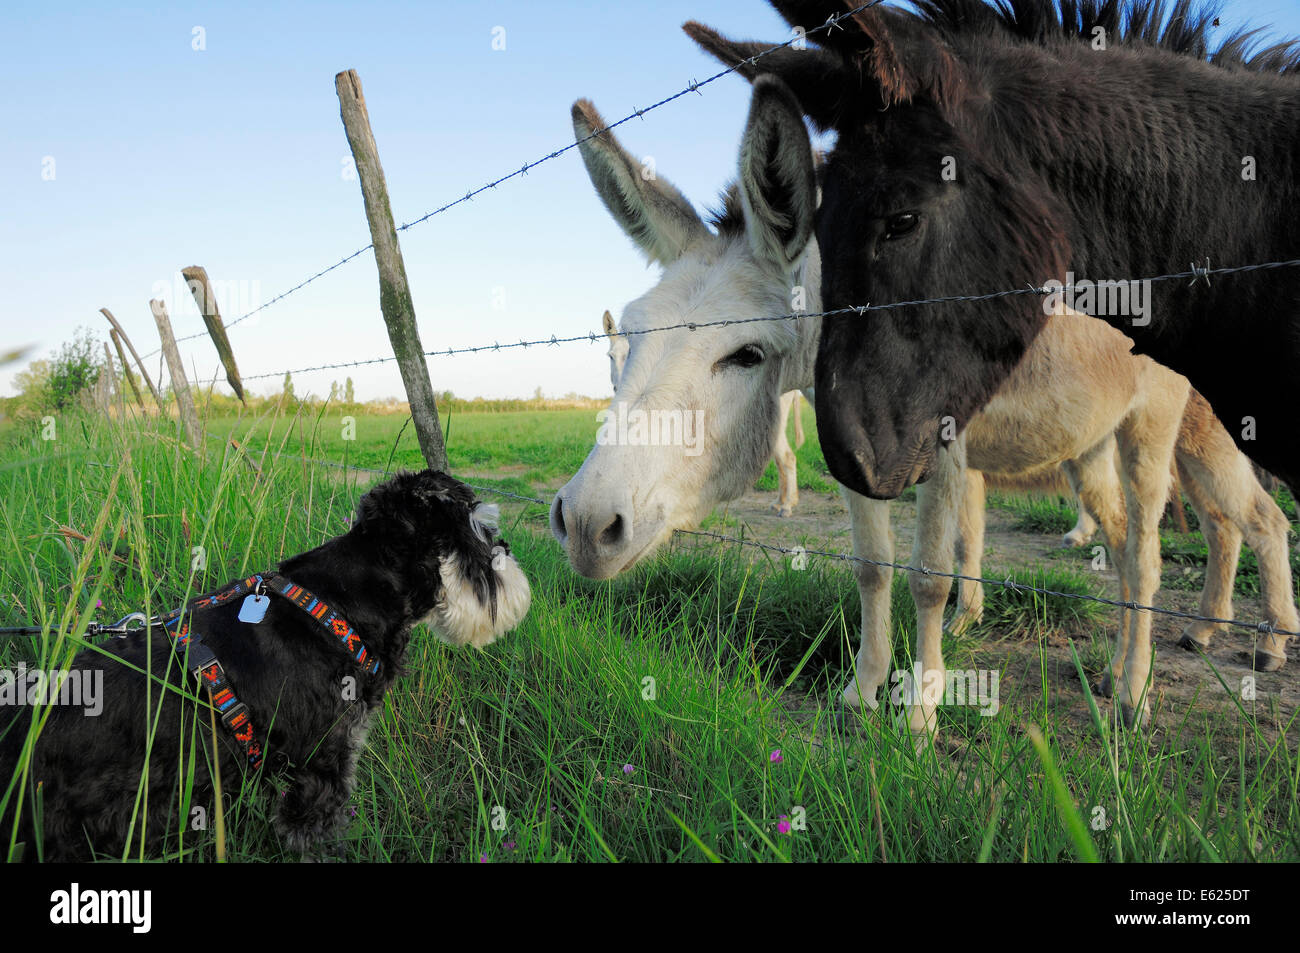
0,469 -> 514,861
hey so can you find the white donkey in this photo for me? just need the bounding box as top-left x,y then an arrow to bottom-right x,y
553,87 -> 1297,736
602,308 -> 806,517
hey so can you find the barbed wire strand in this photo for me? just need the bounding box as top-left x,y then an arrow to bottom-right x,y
236,255 -> 1300,382
270,449 -> 1300,642
141,1 -> 884,359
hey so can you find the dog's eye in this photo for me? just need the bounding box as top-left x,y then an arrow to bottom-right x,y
883,212 -> 920,240
716,344 -> 765,370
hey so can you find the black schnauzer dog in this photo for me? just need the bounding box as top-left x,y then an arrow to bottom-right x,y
0,469 -> 530,861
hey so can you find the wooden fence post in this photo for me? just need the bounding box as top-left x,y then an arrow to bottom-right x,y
100,307 -> 162,411
181,265 -> 246,405
150,299 -> 202,448
335,69 -> 448,472
109,329 -> 146,411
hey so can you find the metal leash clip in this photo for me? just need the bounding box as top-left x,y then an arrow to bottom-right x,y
85,612 -> 150,639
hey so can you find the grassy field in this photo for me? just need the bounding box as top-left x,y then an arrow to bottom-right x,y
1,404 -> 1298,862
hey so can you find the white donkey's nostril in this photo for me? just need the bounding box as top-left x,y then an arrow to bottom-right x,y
549,494 -> 569,545
597,512 -> 627,549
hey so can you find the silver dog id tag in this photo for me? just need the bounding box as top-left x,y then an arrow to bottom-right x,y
238,594 -> 270,624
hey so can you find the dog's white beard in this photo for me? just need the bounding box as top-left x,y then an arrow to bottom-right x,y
425,550 -> 531,648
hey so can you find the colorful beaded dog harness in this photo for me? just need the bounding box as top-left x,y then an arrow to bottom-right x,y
159,572 -> 381,772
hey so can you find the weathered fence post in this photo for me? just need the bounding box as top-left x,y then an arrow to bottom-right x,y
335,68 -> 448,472
150,299 -> 202,448
100,307 -> 162,411
109,328 -> 146,411
181,265 -> 246,405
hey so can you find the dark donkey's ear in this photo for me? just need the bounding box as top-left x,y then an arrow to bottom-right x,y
683,21 -> 848,130
774,1 -> 923,108
571,99 -> 708,267
739,76 -> 817,274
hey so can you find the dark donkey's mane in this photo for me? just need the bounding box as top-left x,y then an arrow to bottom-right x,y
916,0 -> 1300,73
687,0 -> 1300,495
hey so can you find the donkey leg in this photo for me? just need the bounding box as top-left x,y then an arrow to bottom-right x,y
950,468 -> 986,636
1062,435 -> 1129,697
1114,383 -> 1187,727
1173,407 -> 1296,668
907,438 -> 965,742
772,392 -> 798,517
841,489 -> 894,711
1063,504 -> 1098,548
1174,458 -> 1241,654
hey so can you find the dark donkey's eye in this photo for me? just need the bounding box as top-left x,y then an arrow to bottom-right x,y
883,212 -> 920,240
716,344 -> 765,370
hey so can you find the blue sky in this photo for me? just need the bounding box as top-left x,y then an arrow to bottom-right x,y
4,1 -> 1299,402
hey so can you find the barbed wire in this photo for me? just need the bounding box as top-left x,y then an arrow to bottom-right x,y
141,1 -> 883,359
236,255 -> 1300,383
269,450 -> 1300,642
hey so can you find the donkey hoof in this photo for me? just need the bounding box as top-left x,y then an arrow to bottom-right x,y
841,682 -> 881,712
1062,530 -> 1090,548
829,702 -> 865,737
1252,649 -> 1286,673
1096,672 -> 1115,698
1118,701 -> 1150,730
1177,632 -> 1211,653
947,610 -> 983,638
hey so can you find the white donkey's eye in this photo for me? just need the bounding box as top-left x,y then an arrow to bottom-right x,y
716,344 -> 765,370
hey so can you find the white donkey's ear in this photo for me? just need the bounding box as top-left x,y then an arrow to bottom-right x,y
573,99 -> 709,266
739,76 -> 817,275
602,309 -> 629,389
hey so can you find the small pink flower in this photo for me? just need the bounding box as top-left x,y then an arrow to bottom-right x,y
622,763 -> 635,775
769,749 -> 783,763
504,840 -> 517,852
777,818 -> 792,835
479,854 -> 488,863
95,599 -> 103,609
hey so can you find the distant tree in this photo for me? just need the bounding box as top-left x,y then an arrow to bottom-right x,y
13,359 -> 51,402
533,385 -> 544,401
344,377 -> 355,404
329,381 -> 340,402
283,372 -> 295,400
45,329 -> 102,411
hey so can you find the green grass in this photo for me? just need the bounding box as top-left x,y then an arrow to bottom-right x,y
1,408 -> 1298,862
207,405 -> 601,489
1160,531 -> 1300,599
990,493 -> 1081,536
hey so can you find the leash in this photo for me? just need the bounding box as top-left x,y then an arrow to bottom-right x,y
4,574 -> 382,775
0,613 -> 149,638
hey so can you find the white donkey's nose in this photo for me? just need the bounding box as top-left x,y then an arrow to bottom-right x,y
551,486 -> 635,580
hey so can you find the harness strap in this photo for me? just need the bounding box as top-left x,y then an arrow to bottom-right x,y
158,572 -> 381,774
163,605 -> 266,772
260,572 -> 382,677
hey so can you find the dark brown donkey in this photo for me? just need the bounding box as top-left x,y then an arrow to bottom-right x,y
686,0 -> 1300,499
